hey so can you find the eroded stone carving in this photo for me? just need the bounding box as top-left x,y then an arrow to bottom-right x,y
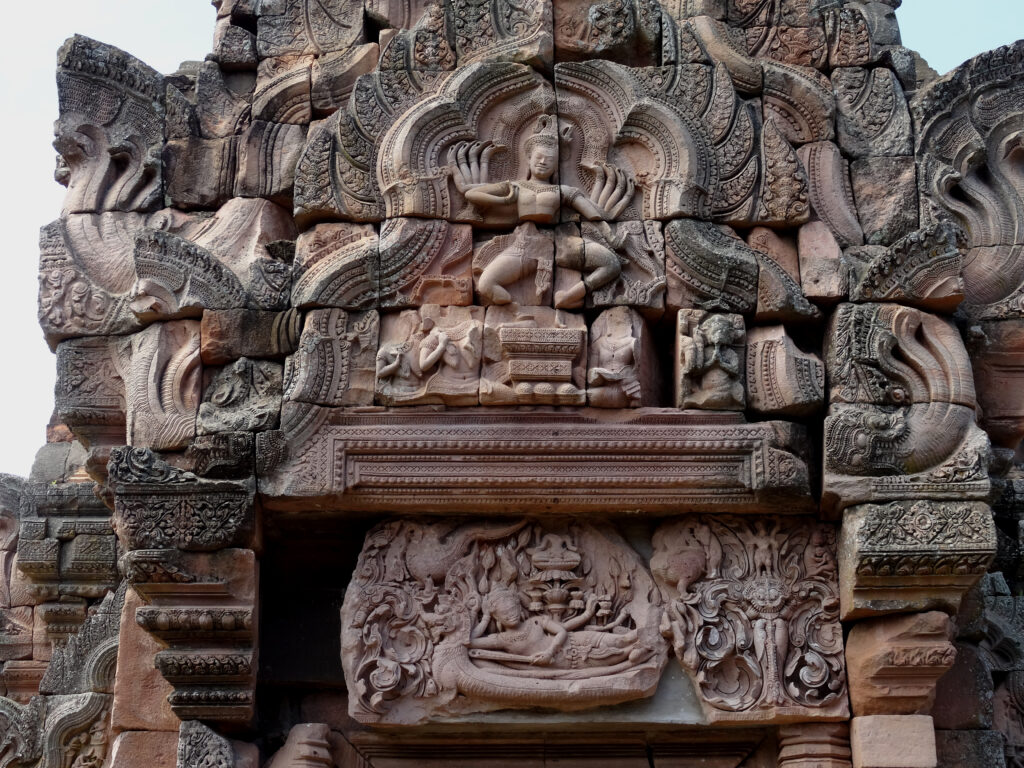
587,307 -> 658,408
745,325 -> 824,417
676,309 -> 745,410
341,518 -> 667,723
481,305 -> 587,405
197,358 -> 283,434
653,515 -> 848,722
284,309 -> 378,407
376,305 -> 484,406
823,303 -> 989,512
55,36 -> 164,215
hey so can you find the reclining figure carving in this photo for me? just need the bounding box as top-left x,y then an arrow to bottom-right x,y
341,519 -> 667,724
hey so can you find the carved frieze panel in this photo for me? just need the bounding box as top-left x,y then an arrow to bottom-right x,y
481,305 -> 587,405
259,408 -> 813,513
652,515 -> 848,723
839,500 -> 997,620
341,518 -> 667,723
376,305 -> 484,406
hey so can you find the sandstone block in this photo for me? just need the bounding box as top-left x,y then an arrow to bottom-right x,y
851,156 -> 919,246
845,611 -> 956,716
109,731 -> 179,768
934,731 -> 1007,768
850,715 -> 937,768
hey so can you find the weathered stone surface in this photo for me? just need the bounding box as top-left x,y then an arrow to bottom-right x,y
745,325 -> 824,417
474,223 -> 554,306
481,305 -> 586,406
234,120 -> 306,204
850,715 -> 937,768
291,222 -> 378,310
845,612 -> 956,716
587,307 -> 659,408
846,221 -> 964,312
109,731 -> 179,768
833,67 -> 913,158
653,515 -> 848,723
839,501 -> 997,620
850,156 -> 918,246
379,218 -> 474,309
676,310 -> 746,411
201,308 -> 302,365
342,518 -> 667,723
126,320 -> 202,451
23,0 -> 1024,759
111,586 -> 178,733
799,219 -> 847,301
934,731 -> 1007,768
932,643 -> 995,731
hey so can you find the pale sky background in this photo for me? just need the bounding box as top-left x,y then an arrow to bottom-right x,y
0,1 -> 1018,477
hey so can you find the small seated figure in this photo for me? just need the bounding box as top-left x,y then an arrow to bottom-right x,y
588,307 -> 643,408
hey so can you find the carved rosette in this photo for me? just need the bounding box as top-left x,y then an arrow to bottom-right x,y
652,516 -> 848,723
341,518 -> 667,723
839,500 -> 997,620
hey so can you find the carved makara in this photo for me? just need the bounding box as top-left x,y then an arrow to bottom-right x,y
652,516 -> 848,722
341,518 -> 667,723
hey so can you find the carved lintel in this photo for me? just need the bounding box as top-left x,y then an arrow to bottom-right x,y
261,407 -> 813,514
342,518 -> 667,723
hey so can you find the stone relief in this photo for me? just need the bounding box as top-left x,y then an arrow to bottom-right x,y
13,0 -> 1024,762
341,519 -> 667,723
652,515 -> 848,722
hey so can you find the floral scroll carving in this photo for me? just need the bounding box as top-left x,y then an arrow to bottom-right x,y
652,515 -> 848,722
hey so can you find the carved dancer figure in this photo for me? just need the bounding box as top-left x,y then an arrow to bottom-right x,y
475,222 -> 553,305
376,310 -> 482,405
554,222 -> 626,309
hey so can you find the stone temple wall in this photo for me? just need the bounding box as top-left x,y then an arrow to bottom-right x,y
1,0 -> 1022,765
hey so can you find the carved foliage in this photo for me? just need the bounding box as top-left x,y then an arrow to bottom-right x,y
341,518 -> 667,723
652,516 -> 848,722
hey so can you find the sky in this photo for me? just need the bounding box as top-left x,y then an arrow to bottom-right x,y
0,0 -> 1018,478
